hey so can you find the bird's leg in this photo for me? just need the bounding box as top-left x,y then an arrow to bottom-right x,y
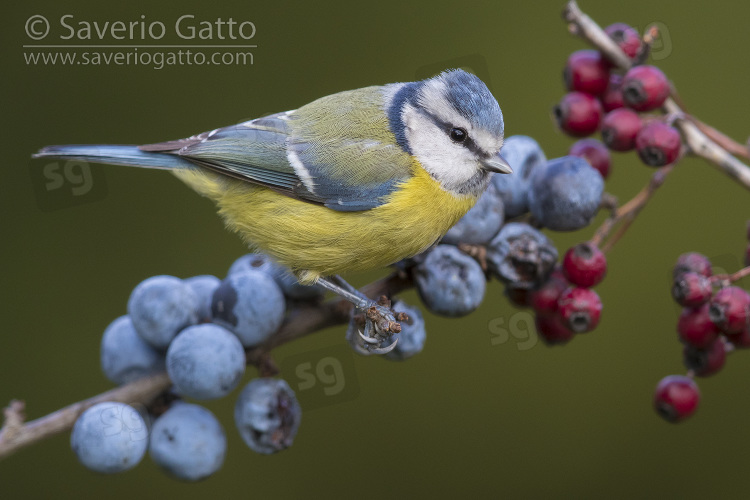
316,276 -> 400,355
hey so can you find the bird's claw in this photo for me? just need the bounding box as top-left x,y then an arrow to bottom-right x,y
347,298 -> 401,356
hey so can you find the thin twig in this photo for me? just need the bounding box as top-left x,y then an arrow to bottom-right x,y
591,165 -> 674,251
710,266 -> 750,285
0,373 -> 171,460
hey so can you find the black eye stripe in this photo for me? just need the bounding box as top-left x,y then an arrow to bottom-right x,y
415,108 -> 489,156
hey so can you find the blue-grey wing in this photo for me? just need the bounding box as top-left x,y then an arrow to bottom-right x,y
140,86 -> 414,211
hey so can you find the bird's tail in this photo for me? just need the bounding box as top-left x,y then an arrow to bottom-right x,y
33,145 -> 195,170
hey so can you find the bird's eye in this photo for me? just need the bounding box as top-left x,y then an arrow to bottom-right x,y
449,127 -> 468,143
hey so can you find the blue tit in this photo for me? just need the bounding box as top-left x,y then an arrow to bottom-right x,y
34,69 -> 510,353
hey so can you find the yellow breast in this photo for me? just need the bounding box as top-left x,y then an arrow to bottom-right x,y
174,160 -> 477,284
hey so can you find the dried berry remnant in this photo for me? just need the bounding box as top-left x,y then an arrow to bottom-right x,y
653,375 -> 700,423
601,108 -> 642,152
635,122 -> 681,167
568,138 -> 611,179
622,65 -> 670,111
486,223 -> 558,289
234,378 -> 301,455
553,91 -> 603,137
563,49 -> 610,95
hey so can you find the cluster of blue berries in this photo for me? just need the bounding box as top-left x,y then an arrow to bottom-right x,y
72,255 -> 315,480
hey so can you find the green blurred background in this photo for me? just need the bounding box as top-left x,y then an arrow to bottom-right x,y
3,0 -> 750,497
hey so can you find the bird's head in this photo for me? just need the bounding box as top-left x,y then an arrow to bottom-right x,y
388,69 -> 511,197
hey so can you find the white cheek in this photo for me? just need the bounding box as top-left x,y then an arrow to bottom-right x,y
403,106 -> 478,191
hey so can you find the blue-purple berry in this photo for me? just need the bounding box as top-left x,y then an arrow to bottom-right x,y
415,245 -> 486,317
100,315 -> 165,385
149,403 -> 226,481
71,402 -> 148,474
211,270 -> 285,347
528,156 -> 603,231
443,182 -> 504,245
127,275 -> 199,349
185,275 -> 220,322
491,135 -> 547,218
166,323 -> 246,400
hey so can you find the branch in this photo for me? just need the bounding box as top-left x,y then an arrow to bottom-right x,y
710,265 -> 750,286
0,272 -> 414,461
590,165 -> 674,251
0,373 -> 171,460
563,0 -> 750,191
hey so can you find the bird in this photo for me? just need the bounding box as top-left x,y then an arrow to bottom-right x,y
34,69 -> 510,353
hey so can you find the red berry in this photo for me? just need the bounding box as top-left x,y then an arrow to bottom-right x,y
622,65 -> 670,111
553,92 -> 603,137
530,271 -> 569,316
563,50 -> 610,96
605,23 -> 642,59
505,285 -> 532,309
569,138 -> 611,179
601,108 -> 642,152
562,243 -> 607,288
672,272 -> 712,308
677,304 -> 719,349
557,287 -> 602,333
726,327 -> 750,349
709,286 -> 750,334
653,375 -> 700,423
673,253 -> 712,279
683,339 -> 727,377
600,74 -> 625,112
635,122 -> 681,167
535,313 -> 574,345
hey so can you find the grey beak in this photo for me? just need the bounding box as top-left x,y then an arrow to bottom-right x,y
481,155 -> 513,174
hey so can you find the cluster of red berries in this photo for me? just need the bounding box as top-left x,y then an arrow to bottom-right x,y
654,250 -> 750,423
554,23 -> 681,177
510,242 -> 606,345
